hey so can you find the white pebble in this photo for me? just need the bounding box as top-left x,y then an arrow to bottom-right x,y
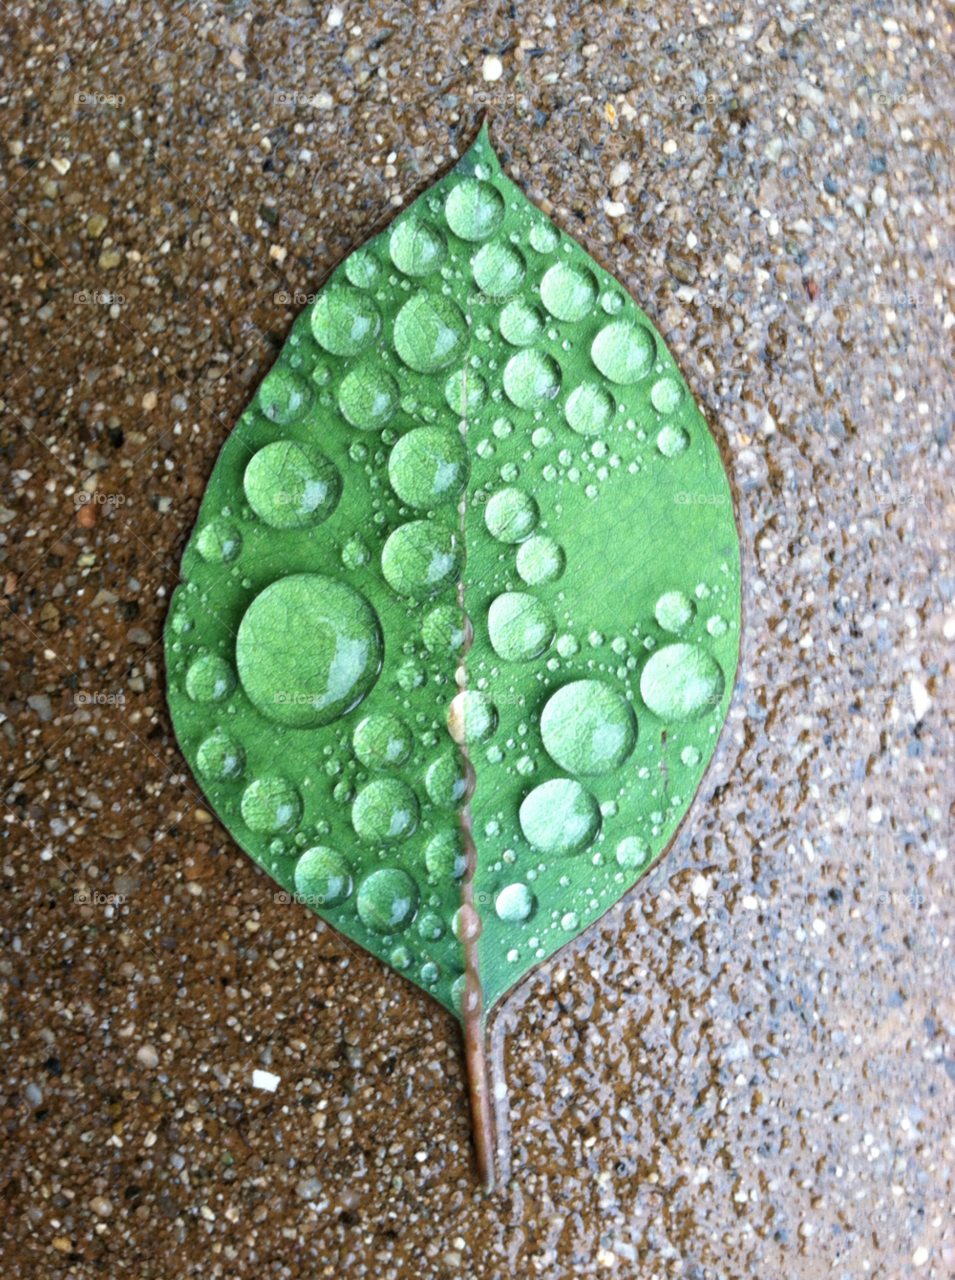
252,1069 -> 281,1092
609,160 -> 632,188
812,918 -> 826,936
913,1247 -> 929,1267
691,875 -> 710,899
742,895 -> 758,910
326,5 -> 343,27
909,677 -> 931,721
136,1044 -> 159,1068
868,806 -> 883,825
482,55 -> 503,82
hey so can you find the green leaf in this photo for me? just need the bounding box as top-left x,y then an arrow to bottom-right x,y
165,123 -> 741,1183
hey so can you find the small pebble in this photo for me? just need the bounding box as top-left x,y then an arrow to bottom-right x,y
482,55 -> 503,81
90,1196 -> 113,1218
252,1069 -> 281,1092
136,1044 -> 159,1068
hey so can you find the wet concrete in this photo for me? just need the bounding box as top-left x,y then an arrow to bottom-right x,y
0,2 -> 953,1277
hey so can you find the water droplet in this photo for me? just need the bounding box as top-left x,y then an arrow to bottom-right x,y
529,221 -> 560,254
540,262 -> 598,321
503,349 -> 562,410
565,383 -> 616,436
561,911 -> 579,931
338,364 -> 400,429
707,615 -> 728,637
616,836 -> 650,869
495,882 -> 536,922
196,519 -> 243,565
516,535 -> 565,585
425,829 -> 467,881
447,690 -> 498,744
484,487 -> 539,543
389,216 -> 448,276
342,535 -> 371,570
640,643 -> 725,721
681,745 -> 702,766
591,321 -> 655,384
381,521 -> 462,597
244,441 -> 342,529
393,292 -> 468,373
344,249 -> 381,289
356,867 -> 420,932
420,961 -> 441,984
241,776 -> 302,833
556,633 -> 579,658
257,366 -> 313,424
416,911 -> 446,942
650,376 -> 684,414
540,679 -> 637,775
499,299 -> 546,346
186,654 -> 236,704
352,779 -> 420,844
311,285 -> 382,356
601,291 -> 625,314
655,591 -> 696,632
472,241 -> 526,295
516,755 -> 535,776
294,845 -> 353,907
196,728 -> 245,780
657,424 -> 690,456
421,604 -> 471,653
488,592 -> 555,662
390,944 -> 413,969
445,368 -> 487,416
519,779 -> 601,854
352,714 -> 413,770
388,426 -> 469,508
425,750 -> 473,808
236,575 -> 383,727
531,426 -> 553,447
444,178 -> 506,241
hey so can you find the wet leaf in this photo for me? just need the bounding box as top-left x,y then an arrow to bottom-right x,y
165,123 -> 741,1182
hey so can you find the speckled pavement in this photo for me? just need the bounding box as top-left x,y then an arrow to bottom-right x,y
0,3 -> 952,1278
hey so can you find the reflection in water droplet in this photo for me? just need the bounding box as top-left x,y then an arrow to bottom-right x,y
500,299 -> 546,346
196,728 -> 245,780
650,376 -> 684,414
294,845 -> 353,907
472,241 -> 526,296
356,867 -> 420,932
388,427 -> 469,508
444,178 -> 506,241
241,776 -> 302,833
389,216 -> 447,276
381,521 -> 461,597
425,829 -> 467,881
655,590 -> 696,632
311,286 -> 382,356
196,520 -> 243,564
540,679 -> 637,775
657,424 -> 690,457
394,293 -> 468,373
484,487 -> 539,543
640,643 -> 725,721
338,365 -> 400,429
352,714 -> 413,770
258,366 -> 313,424
236,575 -> 382,728
421,604 -> 470,653
488,592 -> 555,662
495,882 -> 536,922
565,383 -> 616,436
445,368 -> 487,416
503,349 -> 562,409
519,779 -> 601,854
540,262 -> 598,321
244,441 -> 341,529
186,655 -> 236,704
516,535 -> 565,585
352,779 -> 420,844
425,750 -> 473,808
447,689 -> 499,744
616,836 -> 650,869
591,321 -> 655,383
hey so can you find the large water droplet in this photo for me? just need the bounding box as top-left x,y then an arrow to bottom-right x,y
294,845 -> 353,907
388,427 -> 469,508
447,690 -> 498,744
425,751 -> 474,808
499,299 -> 545,346
640,643 -> 725,721
540,262 -> 598,321
352,714 -> 413,770
257,366 -> 313,423
351,779 -> 420,844
520,778 -> 601,854
243,441 -> 341,530
655,591 -> 695,632
503,349 -> 562,410
343,249 -> 381,289
185,654 -> 235,704
241,776 -> 302,833
236,574 -> 383,728
425,829 -> 467,881
516,535 -> 565,585
445,368 -> 487,416
488,592 -> 555,662
196,728 -> 245,780
495,882 -> 536,922
393,292 -> 469,373
657,424 -> 690,456
421,604 -> 471,653
338,365 -> 400,429
444,178 -> 506,241
540,679 -> 637,775
529,221 -> 560,254
311,285 -> 382,356
195,519 -> 243,565
381,521 -> 461,597
389,216 -> 447,276
356,867 -> 420,933
484,488 -> 539,543
591,321 -> 655,384
472,241 -> 526,296
565,383 -> 616,435
616,836 -> 650,869
650,376 -> 684,414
